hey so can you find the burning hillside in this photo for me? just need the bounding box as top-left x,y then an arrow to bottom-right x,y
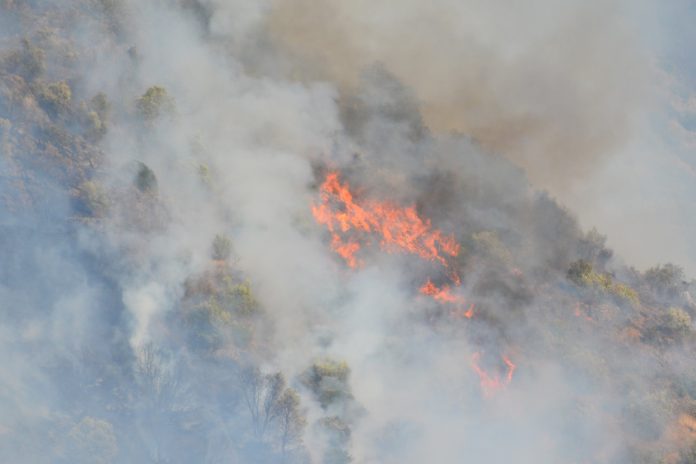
312,169 -> 512,395
1,2 -> 696,464
311,171 -> 460,269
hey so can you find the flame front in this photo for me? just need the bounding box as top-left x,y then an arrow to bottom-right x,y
313,170 -> 515,396
312,172 -> 460,268
313,171 -> 471,312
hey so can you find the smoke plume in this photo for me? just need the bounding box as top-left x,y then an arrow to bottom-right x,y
1,1 -> 696,464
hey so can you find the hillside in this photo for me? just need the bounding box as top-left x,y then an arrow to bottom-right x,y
1,2 -> 696,464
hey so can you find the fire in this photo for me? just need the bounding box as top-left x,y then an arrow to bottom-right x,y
312,171 -> 474,317
312,172 -> 460,268
419,280 -> 475,319
331,235 -> 361,269
419,280 -> 460,304
463,303 -> 475,319
503,355 -> 516,382
471,352 -> 516,397
313,170 -> 516,396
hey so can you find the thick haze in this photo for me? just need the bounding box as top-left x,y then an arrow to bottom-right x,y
1,1 -> 696,463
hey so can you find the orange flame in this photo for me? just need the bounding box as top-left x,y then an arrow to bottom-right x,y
419,280 -> 460,304
313,171 -> 520,394
463,303 -> 475,319
312,172 -> 460,268
471,352 -> 516,397
313,171 -> 476,318
419,280 -> 475,319
503,355 -> 517,383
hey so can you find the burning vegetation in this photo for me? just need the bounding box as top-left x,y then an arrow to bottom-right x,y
311,171 -> 460,269
2,2 -> 696,464
312,170 -> 509,394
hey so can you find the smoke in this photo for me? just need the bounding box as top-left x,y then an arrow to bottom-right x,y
261,0 -> 696,274
264,0 -> 652,192
1,1 -> 696,463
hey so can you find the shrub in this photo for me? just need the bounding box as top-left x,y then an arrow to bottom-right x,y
664,307 -> 692,338
36,80 -> 72,116
5,39 -> 45,79
567,260 -> 639,305
567,260 -> 593,286
319,416 -> 352,464
303,359 -> 352,408
611,282 -> 640,306
239,368 -> 307,449
644,307 -> 693,345
211,234 -> 232,261
577,227 -> 613,267
136,86 -> 175,122
78,180 -> 110,217
312,360 -> 350,382
277,389 -> 307,454
227,281 -> 258,315
135,162 -> 157,193
83,93 -> 111,139
91,93 -> 110,117
645,264 -> 686,300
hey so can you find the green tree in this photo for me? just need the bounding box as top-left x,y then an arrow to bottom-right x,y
567,259 -> 593,286
36,81 -> 72,116
277,389 -> 306,456
567,259 -> 638,305
578,227 -> 613,267
136,86 -> 175,122
211,234 -> 232,261
135,344 -> 189,413
302,359 -> 351,408
319,416 -> 352,464
84,93 -> 111,139
664,307 -> 692,338
644,307 -> 693,345
240,367 -> 306,447
6,39 -> 45,79
645,264 -> 686,299
135,162 -> 157,193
